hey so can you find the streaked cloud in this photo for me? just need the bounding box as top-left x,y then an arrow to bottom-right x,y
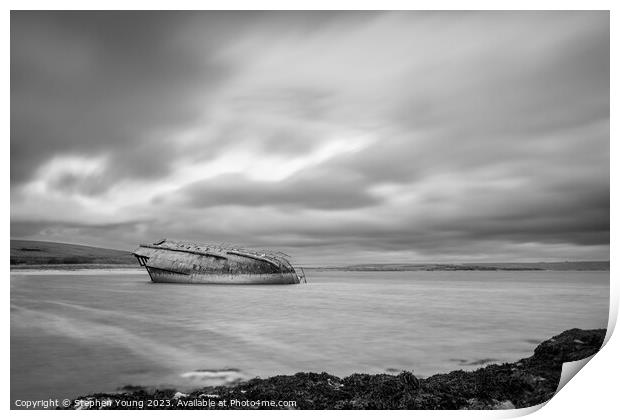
10,11 -> 609,264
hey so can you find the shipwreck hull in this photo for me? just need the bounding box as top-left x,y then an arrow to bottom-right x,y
146,267 -> 298,285
133,239 -> 303,285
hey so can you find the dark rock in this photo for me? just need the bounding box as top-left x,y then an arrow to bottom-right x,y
533,329 -> 605,363
63,328 -> 605,410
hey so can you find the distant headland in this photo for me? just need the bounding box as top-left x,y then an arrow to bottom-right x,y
10,239 -> 609,272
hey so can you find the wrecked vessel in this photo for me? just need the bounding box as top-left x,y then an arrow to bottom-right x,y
133,239 -> 305,285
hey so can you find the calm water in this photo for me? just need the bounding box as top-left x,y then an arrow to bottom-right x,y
11,269 -> 608,404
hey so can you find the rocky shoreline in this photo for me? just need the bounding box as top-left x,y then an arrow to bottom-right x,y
64,328 -> 605,410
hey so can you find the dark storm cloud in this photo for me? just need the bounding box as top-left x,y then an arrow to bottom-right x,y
11,11 -> 233,185
10,11 -> 609,263
160,167 -> 380,210
10,11 -> 372,186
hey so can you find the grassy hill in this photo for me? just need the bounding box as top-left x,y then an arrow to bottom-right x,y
10,239 -> 135,266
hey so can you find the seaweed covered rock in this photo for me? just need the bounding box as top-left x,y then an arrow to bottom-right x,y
64,328 -> 605,410
222,372 -> 349,409
339,372 -> 420,409
533,328 -> 605,364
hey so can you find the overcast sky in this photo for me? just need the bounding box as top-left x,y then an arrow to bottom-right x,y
11,11 -> 609,264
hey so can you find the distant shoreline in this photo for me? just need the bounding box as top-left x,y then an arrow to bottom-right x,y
9,265 -> 142,276
10,263 -> 610,273
10,264 -> 138,271
10,240 -> 609,272
306,261 -> 610,271
10,262 -> 610,272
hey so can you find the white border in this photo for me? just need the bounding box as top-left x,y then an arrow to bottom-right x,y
4,1 -> 616,419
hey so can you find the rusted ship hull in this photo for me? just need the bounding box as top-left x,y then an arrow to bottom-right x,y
146,268 -> 299,285
133,239 -> 303,285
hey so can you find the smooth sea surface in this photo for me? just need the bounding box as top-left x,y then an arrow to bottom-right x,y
11,269 -> 609,404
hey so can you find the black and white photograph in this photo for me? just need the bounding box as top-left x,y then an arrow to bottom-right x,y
9,9 -> 610,411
